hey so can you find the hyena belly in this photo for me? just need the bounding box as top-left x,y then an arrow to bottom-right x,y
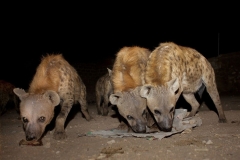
141,42 -> 227,132
95,68 -> 113,116
109,46 -> 154,133
0,80 -> 19,115
14,54 -> 91,142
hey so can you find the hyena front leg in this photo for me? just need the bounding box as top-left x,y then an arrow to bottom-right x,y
54,100 -> 73,140
79,85 -> 92,121
182,93 -> 200,118
102,95 -> 109,116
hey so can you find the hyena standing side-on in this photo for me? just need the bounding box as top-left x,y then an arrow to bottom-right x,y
0,80 -> 19,115
109,46 -> 155,133
95,68 -> 113,116
140,42 -> 227,132
13,54 -> 91,142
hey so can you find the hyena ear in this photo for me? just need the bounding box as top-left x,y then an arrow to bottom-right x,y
168,78 -> 179,94
109,92 -> 122,105
140,85 -> 153,98
13,88 -> 29,101
107,68 -> 112,76
43,90 -> 60,107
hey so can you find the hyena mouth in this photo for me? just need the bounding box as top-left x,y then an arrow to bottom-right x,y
158,123 -> 172,132
160,127 -> 172,132
26,136 -> 37,141
131,124 -> 146,133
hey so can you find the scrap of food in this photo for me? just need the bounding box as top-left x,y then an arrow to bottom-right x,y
19,139 -> 43,146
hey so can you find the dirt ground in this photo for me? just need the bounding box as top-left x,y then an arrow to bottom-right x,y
1,94 -> 240,160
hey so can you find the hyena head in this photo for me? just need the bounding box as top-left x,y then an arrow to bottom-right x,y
140,78 -> 180,132
13,88 -> 60,141
109,87 -> 148,133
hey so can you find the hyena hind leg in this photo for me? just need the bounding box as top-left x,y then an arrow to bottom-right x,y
182,93 -> 200,118
206,86 -> 227,123
78,98 -> 92,121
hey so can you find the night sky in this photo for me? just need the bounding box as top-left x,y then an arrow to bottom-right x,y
1,5 -> 240,89
1,31 -> 240,89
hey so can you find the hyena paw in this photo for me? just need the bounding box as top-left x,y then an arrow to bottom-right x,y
53,131 -> 67,140
102,108 -> 109,116
219,118 -> 227,123
97,110 -> 102,115
117,122 -> 129,131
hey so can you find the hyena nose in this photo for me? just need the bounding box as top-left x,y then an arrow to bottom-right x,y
136,127 -> 146,133
161,127 -> 172,132
26,136 -> 37,141
135,123 -> 146,133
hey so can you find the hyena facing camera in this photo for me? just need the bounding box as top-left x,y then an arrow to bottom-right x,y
14,54 -> 91,145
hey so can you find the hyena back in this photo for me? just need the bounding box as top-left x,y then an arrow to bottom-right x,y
140,42 -> 227,132
95,68 -> 113,116
0,80 -> 19,115
109,46 -> 154,133
13,54 -> 91,141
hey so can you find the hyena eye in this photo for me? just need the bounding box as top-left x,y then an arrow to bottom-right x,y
22,117 -> 28,123
127,115 -> 134,120
38,116 -> 46,123
170,107 -> 174,113
175,88 -> 179,95
154,110 -> 161,115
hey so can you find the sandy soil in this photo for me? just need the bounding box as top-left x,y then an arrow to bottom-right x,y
0,94 -> 240,160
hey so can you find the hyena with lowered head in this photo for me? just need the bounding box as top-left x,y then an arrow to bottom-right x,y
0,80 -> 19,115
13,54 -> 91,143
109,46 -> 154,133
140,42 -> 227,132
95,68 -> 113,116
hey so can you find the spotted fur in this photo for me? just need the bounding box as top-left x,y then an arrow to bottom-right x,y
109,46 -> 154,133
141,42 -> 227,132
14,54 -> 91,141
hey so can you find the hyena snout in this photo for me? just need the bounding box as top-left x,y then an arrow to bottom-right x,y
131,120 -> 146,133
158,116 -> 173,132
25,124 -> 43,141
25,131 -> 38,141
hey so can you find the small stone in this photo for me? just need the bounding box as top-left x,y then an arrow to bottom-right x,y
194,148 -> 209,151
107,140 -> 115,144
206,140 -> 213,145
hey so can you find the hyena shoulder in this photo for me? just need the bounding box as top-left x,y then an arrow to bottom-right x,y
112,46 -> 151,92
28,54 -> 79,94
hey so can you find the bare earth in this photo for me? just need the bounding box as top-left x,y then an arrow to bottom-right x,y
1,94 -> 240,160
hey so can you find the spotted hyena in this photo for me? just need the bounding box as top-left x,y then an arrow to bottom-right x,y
95,68 -> 113,116
13,54 -> 91,142
140,42 -> 227,132
0,80 -> 19,115
109,46 -> 155,133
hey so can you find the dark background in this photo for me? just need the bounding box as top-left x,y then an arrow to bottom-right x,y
1,3 -> 240,92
